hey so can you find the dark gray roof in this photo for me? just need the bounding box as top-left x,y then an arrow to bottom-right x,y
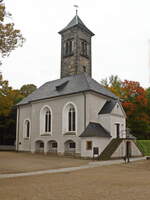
99,100 -> 118,115
59,15 -> 94,36
17,73 -> 117,106
79,122 -> 111,138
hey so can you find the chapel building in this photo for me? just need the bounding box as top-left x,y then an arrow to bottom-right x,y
16,13 -> 142,159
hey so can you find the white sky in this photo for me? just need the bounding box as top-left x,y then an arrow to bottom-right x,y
1,0 -> 150,89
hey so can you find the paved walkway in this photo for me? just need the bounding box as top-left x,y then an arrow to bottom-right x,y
0,157 -> 146,179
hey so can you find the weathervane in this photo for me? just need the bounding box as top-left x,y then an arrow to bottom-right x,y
74,5 -> 79,15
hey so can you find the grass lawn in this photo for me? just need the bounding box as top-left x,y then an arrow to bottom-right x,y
136,140 -> 150,156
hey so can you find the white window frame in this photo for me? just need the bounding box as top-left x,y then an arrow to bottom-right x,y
40,105 -> 52,136
68,106 -> 76,131
23,119 -> 31,139
62,102 -> 77,134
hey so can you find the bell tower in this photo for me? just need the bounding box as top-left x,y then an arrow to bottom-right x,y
59,12 -> 94,78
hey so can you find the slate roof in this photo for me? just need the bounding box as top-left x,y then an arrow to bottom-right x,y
59,15 -> 94,36
98,99 -> 118,115
17,73 -> 117,106
79,122 -> 111,138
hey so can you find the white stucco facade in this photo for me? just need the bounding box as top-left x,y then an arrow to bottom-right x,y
80,137 -> 111,158
16,91 -> 131,158
99,102 -> 126,139
17,93 -> 85,155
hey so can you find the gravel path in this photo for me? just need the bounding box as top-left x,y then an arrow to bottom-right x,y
0,157 -> 145,179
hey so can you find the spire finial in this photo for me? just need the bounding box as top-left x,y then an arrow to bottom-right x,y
74,5 -> 79,16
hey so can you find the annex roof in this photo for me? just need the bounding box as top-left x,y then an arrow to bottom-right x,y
98,99 -> 118,115
59,15 -> 94,36
17,73 -> 117,106
79,122 -> 111,138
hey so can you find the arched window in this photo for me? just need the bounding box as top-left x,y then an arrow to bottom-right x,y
64,140 -> 76,154
26,120 -> 30,138
64,39 -> 74,56
63,103 -> 77,134
80,39 -> 88,57
40,106 -> 52,135
24,120 -> 30,138
68,106 -> 75,131
45,110 -> 51,132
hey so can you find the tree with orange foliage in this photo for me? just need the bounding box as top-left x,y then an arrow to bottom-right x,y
121,80 -> 150,139
101,76 -> 150,139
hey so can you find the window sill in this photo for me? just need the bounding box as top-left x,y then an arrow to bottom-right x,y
24,137 -> 30,140
80,54 -> 89,59
40,133 -> 52,136
63,132 -> 76,136
63,53 -> 74,58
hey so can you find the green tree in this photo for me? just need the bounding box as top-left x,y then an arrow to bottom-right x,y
20,84 -> 37,97
0,75 -> 36,145
100,75 -> 122,97
146,87 -> 150,96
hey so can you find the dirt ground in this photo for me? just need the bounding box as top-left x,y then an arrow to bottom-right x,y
0,152 -> 89,174
0,152 -> 150,200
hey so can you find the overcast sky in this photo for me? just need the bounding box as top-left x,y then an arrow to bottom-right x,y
1,0 -> 150,89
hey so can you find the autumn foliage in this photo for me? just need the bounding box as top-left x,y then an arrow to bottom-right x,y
0,74 -> 36,145
101,75 -> 150,139
0,0 -> 24,63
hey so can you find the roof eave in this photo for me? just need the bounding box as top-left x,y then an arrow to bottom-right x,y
58,24 -> 95,36
79,135 -> 112,138
17,88 -> 118,106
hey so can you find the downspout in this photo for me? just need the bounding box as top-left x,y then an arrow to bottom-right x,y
16,106 -> 20,152
29,105 -> 32,152
83,92 -> 86,130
